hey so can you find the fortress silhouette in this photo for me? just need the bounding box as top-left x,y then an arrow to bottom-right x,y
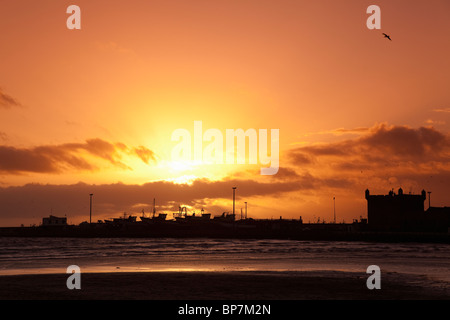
365,188 -> 450,233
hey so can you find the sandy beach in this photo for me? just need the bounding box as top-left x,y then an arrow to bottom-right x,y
0,270 -> 448,300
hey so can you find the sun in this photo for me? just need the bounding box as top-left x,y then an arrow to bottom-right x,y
166,160 -> 195,172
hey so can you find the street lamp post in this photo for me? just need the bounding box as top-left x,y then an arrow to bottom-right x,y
232,187 -> 237,216
333,197 -> 336,224
245,201 -> 247,219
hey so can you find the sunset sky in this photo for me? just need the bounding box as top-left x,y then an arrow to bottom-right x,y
1,0 -> 450,226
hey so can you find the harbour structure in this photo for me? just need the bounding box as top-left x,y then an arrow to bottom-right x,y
365,188 -> 450,232
42,215 -> 67,227
0,188 -> 448,241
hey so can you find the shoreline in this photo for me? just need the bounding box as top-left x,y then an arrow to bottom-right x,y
0,227 -> 449,244
0,270 -> 448,300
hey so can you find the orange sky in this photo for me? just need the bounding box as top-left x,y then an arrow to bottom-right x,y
1,0 -> 450,226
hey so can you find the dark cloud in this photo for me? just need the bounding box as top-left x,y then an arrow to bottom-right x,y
0,170 -> 361,226
289,124 -> 450,166
133,146 -> 156,164
0,139 -> 157,174
0,88 -> 21,109
0,177 -> 305,225
0,145 -> 79,173
283,124 -> 450,208
268,167 -> 302,180
298,143 -> 351,157
332,127 -> 370,134
288,150 -> 314,165
0,132 -> 8,142
361,124 -> 449,158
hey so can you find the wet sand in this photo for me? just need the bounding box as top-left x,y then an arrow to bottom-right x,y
0,271 -> 448,300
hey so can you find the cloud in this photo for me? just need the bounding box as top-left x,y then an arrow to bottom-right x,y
0,170 -> 362,227
314,127 -> 371,136
433,108 -> 450,113
290,124 -> 450,166
0,132 -> 7,142
0,88 -> 22,109
0,139 -> 157,174
288,150 -> 314,165
361,124 -> 448,158
425,119 -> 446,126
249,124 -> 450,198
297,143 -> 351,157
332,127 -> 370,134
301,127 -> 371,139
285,124 -> 450,197
0,145 -> 92,173
0,177 -> 305,225
133,146 -> 157,164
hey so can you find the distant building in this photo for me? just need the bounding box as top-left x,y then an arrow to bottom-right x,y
42,215 -> 67,226
425,206 -> 450,233
365,188 -> 450,232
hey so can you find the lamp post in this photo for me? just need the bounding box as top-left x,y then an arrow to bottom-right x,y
333,197 -> 336,224
245,201 -> 247,219
232,187 -> 237,216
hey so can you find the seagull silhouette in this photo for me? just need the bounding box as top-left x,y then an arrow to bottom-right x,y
382,33 -> 392,41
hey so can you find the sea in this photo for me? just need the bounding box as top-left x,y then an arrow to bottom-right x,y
0,237 -> 449,285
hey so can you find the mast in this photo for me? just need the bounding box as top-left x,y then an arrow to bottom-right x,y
153,198 -> 156,218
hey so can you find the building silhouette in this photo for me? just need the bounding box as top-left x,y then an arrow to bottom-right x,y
365,188 -> 450,232
42,215 -> 67,227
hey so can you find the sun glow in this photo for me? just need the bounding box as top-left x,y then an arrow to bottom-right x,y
164,175 -> 198,185
165,160 -> 195,173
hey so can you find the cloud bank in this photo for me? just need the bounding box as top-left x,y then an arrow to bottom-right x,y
0,88 -> 21,109
0,139 -> 156,174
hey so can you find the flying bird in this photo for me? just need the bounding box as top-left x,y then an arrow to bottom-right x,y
382,33 -> 392,41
